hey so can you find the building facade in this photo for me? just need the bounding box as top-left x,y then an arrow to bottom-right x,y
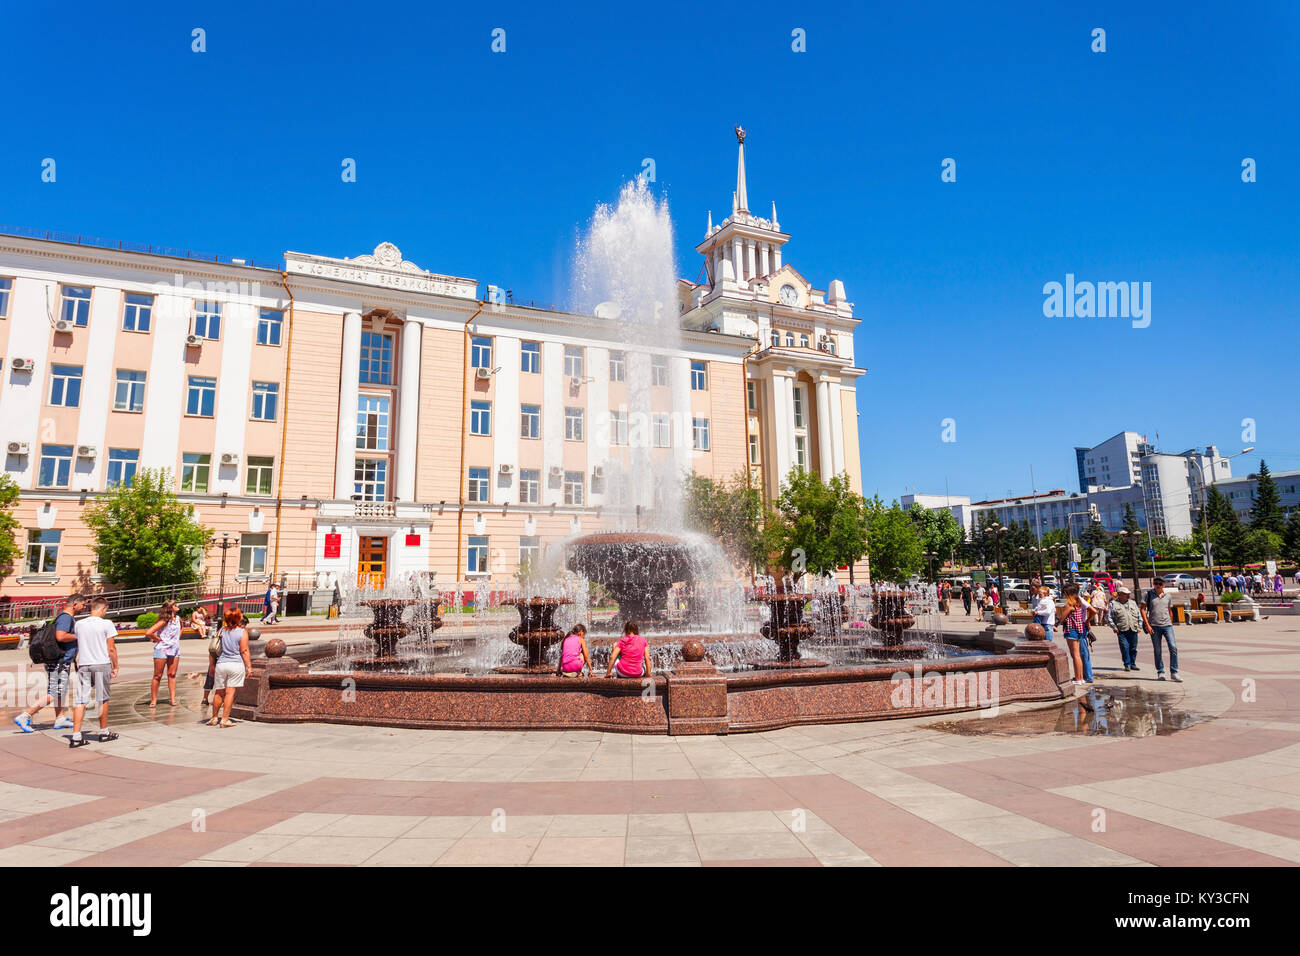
0,140 -> 865,601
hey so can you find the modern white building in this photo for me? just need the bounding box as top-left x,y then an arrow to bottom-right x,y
900,493 -> 973,533
1211,468 -> 1300,522
1074,431 -> 1154,492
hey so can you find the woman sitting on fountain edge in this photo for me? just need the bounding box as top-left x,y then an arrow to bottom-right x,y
606,621 -> 650,679
556,624 -> 591,678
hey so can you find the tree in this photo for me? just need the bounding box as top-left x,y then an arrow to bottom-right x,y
1080,519 -> 1110,571
865,502 -> 923,583
0,475 -> 19,583
683,472 -> 767,572
83,468 -> 210,590
1250,460 -> 1284,534
1122,504 -> 1141,536
769,469 -> 870,581
1246,528 -> 1282,562
907,504 -> 963,570
1211,505 -> 1249,568
1204,485 -> 1234,527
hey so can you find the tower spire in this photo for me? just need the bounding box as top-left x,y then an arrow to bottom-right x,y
734,125 -> 748,213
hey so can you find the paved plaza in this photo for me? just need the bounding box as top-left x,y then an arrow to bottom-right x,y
1,612 -> 1298,867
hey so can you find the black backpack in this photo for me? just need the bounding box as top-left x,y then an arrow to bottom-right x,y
27,618 -> 62,665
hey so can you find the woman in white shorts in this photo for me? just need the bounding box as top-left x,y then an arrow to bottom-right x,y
146,600 -> 183,707
209,607 -> 251,728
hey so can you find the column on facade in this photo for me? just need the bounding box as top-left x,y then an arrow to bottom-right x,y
746,240 -> 757,282
759,242 -> 770,277
396,317 -> 422,501
829,380 -> 846,477
783,370 -> 799,470
334,310 -> 363,499
766,373 -> 791,488
773,246 -> 782,271
815,377 -> 833,476
732,237 -> 744,282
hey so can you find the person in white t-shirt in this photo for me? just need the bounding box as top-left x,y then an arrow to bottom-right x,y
70,597 -> 119,748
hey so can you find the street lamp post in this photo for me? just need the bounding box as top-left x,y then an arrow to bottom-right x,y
1116,529 -> 1141,599
215,532 -> 235,617
988,523 -> 1009,609
1195,447 -> 1254,596
923,550 -> 937,582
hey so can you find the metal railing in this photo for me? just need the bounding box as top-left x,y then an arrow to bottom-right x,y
0,225 -> 282,271
0,579 -> 291,624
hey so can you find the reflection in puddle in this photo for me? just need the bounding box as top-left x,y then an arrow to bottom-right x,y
925,684 -> 1208,737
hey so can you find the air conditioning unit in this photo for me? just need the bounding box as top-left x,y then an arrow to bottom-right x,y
569,376 -> 583,391
591,465 -> 605,480
7,441 -> 30,456
53,318 -> 73,333
76,445 -> 97,459
220,452 -> 240,466
498,464 -> 515,476
10,357 -> 34,372
475,367 -> 491,380
185,334 -> 202,347
548,466 -> 563,479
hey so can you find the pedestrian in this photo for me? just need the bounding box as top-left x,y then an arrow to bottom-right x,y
1275,573 -> 1284,597
12,594 -> 85,733
556,623 -> 591,677
191,607 -> 216,708
69,597 -> 119,748
146,600 -> 182,707
989,583 -> 999,610
1140,577 -> 1180,682
1213,571 -> 1223,593
961,581 -> 973,616
974,583 -> 986,621
1110,586 -> 1143,672
1089,582 -> 1109,643
261,583 -> 280,625
1033,586 -> 1056,641
941,581 -> 952,615
606,620 -> 650,679
1254,571 -> 1264,595
1062,584 -> 1093,685
208,607 -> 251,728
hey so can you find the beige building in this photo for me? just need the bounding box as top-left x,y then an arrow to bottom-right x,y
0,138 -> 864,602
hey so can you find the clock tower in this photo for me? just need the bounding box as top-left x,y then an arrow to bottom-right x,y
679,128 -> 865,534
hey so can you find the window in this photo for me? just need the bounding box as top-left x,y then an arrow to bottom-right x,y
692,418 -> 711,451
609,351 -> 626,382
38,445 -> 73,488
785,332 -> 795,347
651,354 -> 669,387
746,381 -> 757,411
112,369 -> 146,412
652,413 -> 671,448
193,300 -> 221,340
60,286 -> 91,327
564,471 -> 584,505
564,346 -> 584,378
359,332 -> 394,385
239,533 -> 268,575
106,448 -> 139,488
690,361 -> 707,391
467,536 -> 489,574
795,435 -> 807,469
25,529 -> 60,574
48,364 -> 82,407
800,333 -> 809,348
520,404 -> 540,439
520,341 -> 540,373
609,409 -> 628,446
186,376 -> 216,416
122,292 -> 153,332
470,400 -> 492,436
748,434 -> 760,465
519,536 -> 541,570
468,466 -> 489,503
181,453 -> 211,492
356,395 -> 390,450
519,469 -> 540,504
564,407 -> 584,441
769,329 -> 779,347
246,456 -> 274,495
792,387 -> 805,428
0,277 -> 11,318
257,308 -> 283,346
250,381 -> 279,421
354,458 -> 388,501
471,336 -> 493,369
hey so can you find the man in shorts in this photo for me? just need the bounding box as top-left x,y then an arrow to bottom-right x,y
13,594 -> 85,733
70,596 -> 119,748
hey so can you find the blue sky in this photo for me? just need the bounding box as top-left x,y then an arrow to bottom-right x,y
4,1 -> 1297,502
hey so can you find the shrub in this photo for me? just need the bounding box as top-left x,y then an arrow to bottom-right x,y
1221,590 -> 1245,604
135,611 -> 159,629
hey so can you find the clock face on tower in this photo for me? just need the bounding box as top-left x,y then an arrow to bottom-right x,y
778,283 -> 798,306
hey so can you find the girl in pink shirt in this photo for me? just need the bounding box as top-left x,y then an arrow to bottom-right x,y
556,624 -> 591,677
606,621 -> 650,679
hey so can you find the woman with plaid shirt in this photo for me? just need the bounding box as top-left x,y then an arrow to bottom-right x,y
1062,584 -> 1093,685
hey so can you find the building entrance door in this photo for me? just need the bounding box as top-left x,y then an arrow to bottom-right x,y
357,536 -> 387,590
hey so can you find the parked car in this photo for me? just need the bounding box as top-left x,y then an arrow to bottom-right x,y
1092,571 -> 1115,593
1163,573 -> 1200,590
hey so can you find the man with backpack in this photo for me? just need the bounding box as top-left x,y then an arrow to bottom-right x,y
13,594 -> 85,733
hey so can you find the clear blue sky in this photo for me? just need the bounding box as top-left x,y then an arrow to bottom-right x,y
4,1 -> 1297,501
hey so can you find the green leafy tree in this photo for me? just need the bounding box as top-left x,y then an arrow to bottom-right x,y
0,474 -> 20,583
1250,460 -> 1284,534
1246,529 -> 1282,562
683,472 -> 767,572
866,502 -> 923,583
907,504 -> 963,571
1211,505 -> 1249,568
83,468 -> 210,590
770,469 -> 870,581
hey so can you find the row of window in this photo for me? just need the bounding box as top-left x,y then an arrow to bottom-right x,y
31,445 -> 274,494
25,529 -> 268,577
0,279 -> 285,345
768,329 -> 837,353
467,535 -> 544,575
470,337 -> 708,389
469,403 -> 710,448
44,366 -> 279,422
